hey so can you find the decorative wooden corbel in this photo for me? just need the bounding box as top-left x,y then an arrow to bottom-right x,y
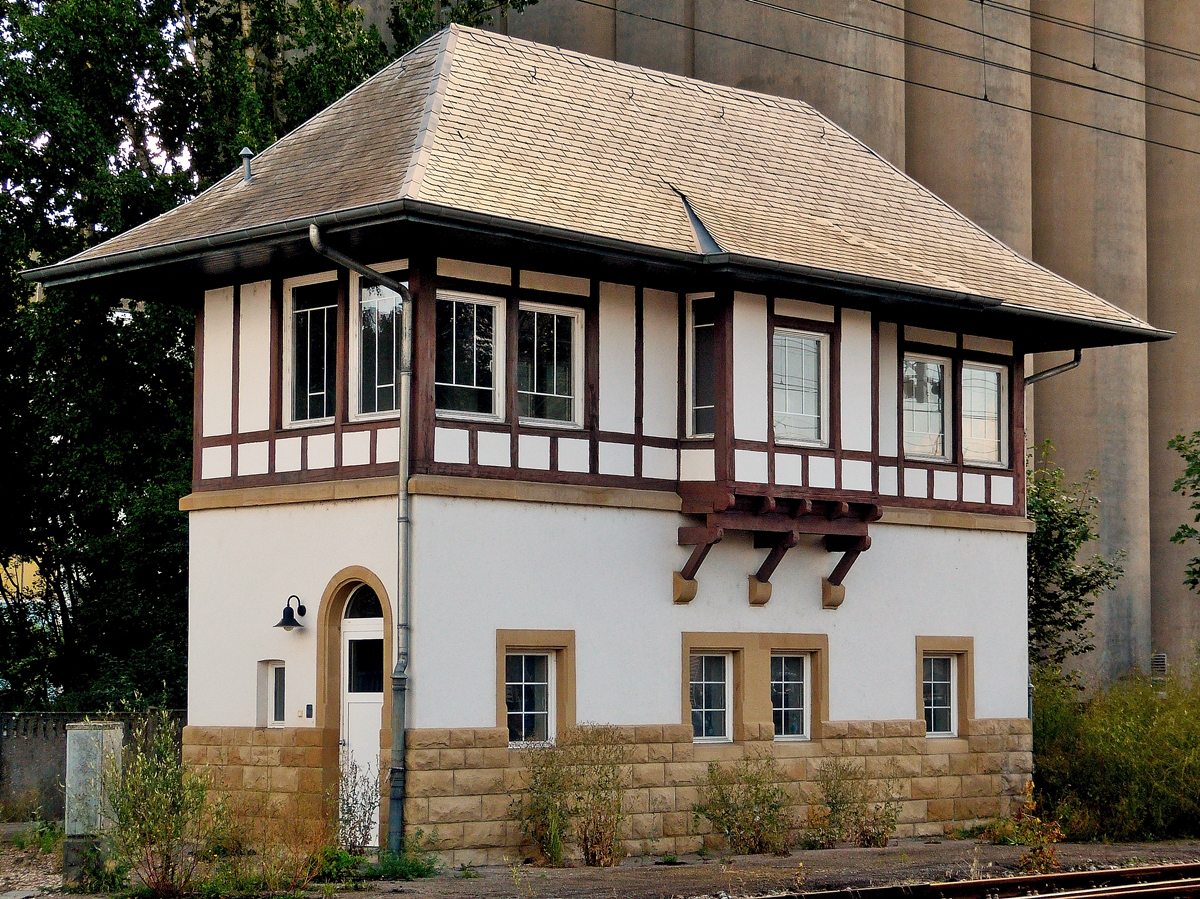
821,535 -> 872,609
747,530 -> 800,606
675,526 -> 723,603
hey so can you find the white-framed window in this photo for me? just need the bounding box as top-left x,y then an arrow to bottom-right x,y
690,653 -> 733,743
923,655 -> 956,736
517,302 -> 583,427
283,272 -> 339,427
772,328 -> 829,446
771,653 -> 810,740
435,290 -> 506,420
505,652 -> 554,744
961,362 -> 1007,466
903,353 -> 951,461
270,663 -> 286,726
686,294 -> 717,437
350,263 -> 407,421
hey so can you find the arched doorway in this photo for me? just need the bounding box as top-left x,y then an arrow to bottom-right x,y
341,584 -> 385,843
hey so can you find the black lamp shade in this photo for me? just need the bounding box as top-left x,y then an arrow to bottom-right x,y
275,595 -> 306,631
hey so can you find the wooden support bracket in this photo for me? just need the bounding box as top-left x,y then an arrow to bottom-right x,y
822,535 -> 872,608
674,527 -> 723,603
747,530 -> 800,605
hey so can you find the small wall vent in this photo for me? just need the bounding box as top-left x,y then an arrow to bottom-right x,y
1151,651 -> 1168,679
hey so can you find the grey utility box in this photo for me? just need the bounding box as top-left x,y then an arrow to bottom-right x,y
63,722 -> 123,885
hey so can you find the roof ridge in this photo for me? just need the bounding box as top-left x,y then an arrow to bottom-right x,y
398,25 -> 458,200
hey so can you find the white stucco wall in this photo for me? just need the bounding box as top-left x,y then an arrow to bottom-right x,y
202,287 -> 234,438
840,308 -> 873,452
238,280 -> 272,434
598,282 -> 636,434
732,292 -> 768,442
641,288 -> 678,440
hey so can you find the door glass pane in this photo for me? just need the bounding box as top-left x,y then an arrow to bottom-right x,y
348,639 -> 384,693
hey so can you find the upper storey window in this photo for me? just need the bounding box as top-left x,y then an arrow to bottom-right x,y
287,278 -> 338,425
903,354 -> 950,460
435,291 -> 505,419
517,303 -> 582,426
773,329 -> 828,446
355,279 -> 406,418
688,295 -> 717,437
962,363 -> 1006,466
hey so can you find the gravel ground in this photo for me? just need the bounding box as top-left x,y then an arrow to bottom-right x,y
3,838 -> 1199,898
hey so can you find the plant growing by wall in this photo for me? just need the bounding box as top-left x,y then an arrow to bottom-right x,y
514,724 -> 631,866
1027,442 -> 1125,667
103,708 -> 220,896
803,757 -> 901,849
981,782 -> 1064,873
333,756 -> 380,855
692,752 -> 794,855
1168,431 -> 1200,592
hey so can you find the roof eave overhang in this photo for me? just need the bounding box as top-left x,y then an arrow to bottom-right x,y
23,199 -> 1172,353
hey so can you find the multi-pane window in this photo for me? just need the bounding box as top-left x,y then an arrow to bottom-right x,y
506,653 -> 552,743
903,355 -> 950,459
291,281 -> 338,422
690,297 -> 717,436
962,363 -> 1004,465
270,663 -> 286,726
771,654 -> 808,739
773,329 -> 826,444
435,293 -> 503,417
517,305 -> 579,423
690,653 -> 731,742
923,656 -> 955,736
358,281 -> 404,415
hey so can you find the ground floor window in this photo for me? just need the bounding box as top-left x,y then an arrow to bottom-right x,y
506,652 -> 554,744
771,653 -> 809,739
923,655 -> 956,736
690,653 -> 732,743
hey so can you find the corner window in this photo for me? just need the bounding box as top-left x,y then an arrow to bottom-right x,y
287,279 -> 338,424
903,354 -> 951,460
773,329 -> 828,446
506,652 -> 554,744
517,303 -> 582,425
962,363 -> 1006,466
435,291 -> 505,419
690,653 -> 732,743
771,654 -> 809,740
923,655 -> 956,736
688,295 -> 717,437
353,272 -> 406,419
271,663 -> 286,726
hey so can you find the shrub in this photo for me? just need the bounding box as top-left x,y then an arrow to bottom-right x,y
981,782 -> 1064,873
803,757 -> 901,849
692,752 -> 793,855
1034,665 -> 1200,840
103,709 -> 220,896
361,829 -> 441,880
209,791 -> 332,894
514,724 -> 632,866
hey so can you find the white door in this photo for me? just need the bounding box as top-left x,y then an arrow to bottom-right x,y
341,590 -> 385,845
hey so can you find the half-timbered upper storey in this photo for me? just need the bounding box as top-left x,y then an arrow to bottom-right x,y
26,25 -> 1168,524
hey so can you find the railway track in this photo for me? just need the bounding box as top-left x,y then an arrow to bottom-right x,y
794,862 -> 1200,899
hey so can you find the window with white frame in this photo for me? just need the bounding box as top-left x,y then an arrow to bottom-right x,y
269,662 -> 286,727
435,291 -> 505,418
923,655 -> 956,736
688,296 -> 717,437
773,329 -> 828,445
690,653 -> 732,742
517,303 -> 582,425
354,275 -> 406,418
771,654 -> 809,739
289,280 -> 338,424
961,363 -> 1006,465
505,652 -> 554,744
903,354 -> 951,460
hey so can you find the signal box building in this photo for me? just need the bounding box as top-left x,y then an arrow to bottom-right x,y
26,26 -> 1167,862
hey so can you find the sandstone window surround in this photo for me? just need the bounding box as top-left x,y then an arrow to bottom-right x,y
495,629 -> 576,746
915,636 -> 975,739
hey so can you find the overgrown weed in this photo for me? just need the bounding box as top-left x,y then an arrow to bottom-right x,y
802,757 -> 901,849
692,752 -> 794,855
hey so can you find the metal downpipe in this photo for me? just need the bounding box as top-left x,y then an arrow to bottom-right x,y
308,224 -> 413,855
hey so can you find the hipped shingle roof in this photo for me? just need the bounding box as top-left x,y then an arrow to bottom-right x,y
33,26 -> 1159,337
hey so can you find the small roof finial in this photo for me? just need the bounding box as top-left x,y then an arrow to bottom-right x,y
240,147 -> 254,182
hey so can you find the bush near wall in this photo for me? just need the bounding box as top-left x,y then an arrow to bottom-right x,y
1034,667 -> 1200,840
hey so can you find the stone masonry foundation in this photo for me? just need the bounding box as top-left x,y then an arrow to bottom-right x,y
183,718 -> 1032,866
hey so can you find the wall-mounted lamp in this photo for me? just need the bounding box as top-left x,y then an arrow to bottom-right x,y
275,595 -> 306,631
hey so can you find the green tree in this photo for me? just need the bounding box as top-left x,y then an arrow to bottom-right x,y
1,0 -> 536,710
1168,431 -> 1200,592
1027,443 -> 1125,667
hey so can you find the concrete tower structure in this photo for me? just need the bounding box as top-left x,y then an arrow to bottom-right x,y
455,0 -> 1200,681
